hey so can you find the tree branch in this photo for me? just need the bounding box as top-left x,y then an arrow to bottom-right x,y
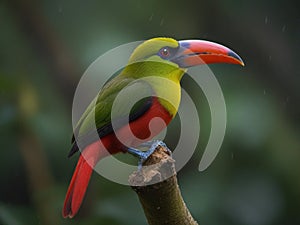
129,146 -> 198,225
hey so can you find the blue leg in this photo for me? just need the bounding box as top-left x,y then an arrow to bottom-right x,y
127,140 -> 171,169
127,147 -> 156,169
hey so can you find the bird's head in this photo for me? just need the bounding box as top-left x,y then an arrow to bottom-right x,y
125,37 -> 244,80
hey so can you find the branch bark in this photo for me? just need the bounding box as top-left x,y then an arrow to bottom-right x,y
129,146 -> 198,225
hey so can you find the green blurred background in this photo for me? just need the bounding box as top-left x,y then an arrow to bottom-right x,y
1,0 -> 299,224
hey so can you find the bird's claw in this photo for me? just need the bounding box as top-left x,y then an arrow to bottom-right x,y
147,140 -> 172,155
127,140 -> 171,170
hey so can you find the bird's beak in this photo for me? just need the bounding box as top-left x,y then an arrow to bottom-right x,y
172,40 -> 244,68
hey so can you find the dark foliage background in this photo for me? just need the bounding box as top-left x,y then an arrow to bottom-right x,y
0,0 -> 299,224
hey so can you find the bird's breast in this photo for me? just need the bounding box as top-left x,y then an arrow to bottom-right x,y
113,97 -> 173,148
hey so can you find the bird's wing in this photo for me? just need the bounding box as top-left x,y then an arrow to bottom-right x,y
68,77 -> 154,157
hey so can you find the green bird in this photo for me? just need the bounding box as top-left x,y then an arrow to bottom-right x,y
63,37 -> 244,218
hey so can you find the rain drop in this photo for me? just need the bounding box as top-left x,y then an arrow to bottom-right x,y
160,18 -> 164,26
149,13 -> 154,21
58,5 -> 63,13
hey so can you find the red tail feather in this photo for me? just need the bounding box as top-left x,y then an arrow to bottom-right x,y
62,143 -> 104,218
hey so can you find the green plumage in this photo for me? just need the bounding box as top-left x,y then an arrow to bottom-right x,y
70,38 -> 185,156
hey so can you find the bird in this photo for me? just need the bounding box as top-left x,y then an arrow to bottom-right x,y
62,37 -> 244,218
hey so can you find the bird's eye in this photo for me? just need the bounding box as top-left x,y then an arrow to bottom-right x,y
159,47 -> 170,59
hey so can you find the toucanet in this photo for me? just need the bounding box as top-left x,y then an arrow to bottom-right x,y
63,37 -> 244,218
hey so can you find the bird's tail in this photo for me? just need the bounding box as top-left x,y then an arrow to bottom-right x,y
62,143 -> 104,218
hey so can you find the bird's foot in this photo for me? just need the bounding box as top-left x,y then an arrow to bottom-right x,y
139,140 -> 171,153
127,140 -> 171,169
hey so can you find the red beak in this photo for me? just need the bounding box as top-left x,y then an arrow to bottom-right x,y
172,40 -> 244,68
